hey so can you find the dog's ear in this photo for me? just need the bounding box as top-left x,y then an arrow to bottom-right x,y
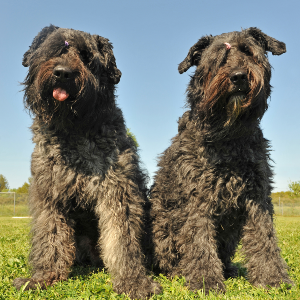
23,25 -> 59,67
246,27 -> 286,55
93,35 -> 122,84
178,35 -> 214,74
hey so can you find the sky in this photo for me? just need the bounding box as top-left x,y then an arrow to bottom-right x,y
0,0 -> 299,192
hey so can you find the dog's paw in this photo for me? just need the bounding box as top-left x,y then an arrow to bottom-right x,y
13,273 -> 62,291
13,277 -> 46,290
113,275 -> 162,299
251,276 -> 294,289
186,278 -> 226,295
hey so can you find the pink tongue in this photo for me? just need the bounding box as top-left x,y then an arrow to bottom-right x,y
53,88 -> 69,101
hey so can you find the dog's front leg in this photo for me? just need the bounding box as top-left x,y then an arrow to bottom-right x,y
174,215 -> 226,294
242,201 -> 293,288
14,208 -> 75,290
95,169 -> 162,299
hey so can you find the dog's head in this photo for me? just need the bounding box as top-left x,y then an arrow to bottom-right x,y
23,25 -> 121,130
178,28 -> 286,128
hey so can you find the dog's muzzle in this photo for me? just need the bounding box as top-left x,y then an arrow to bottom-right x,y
52,65 -> 73,101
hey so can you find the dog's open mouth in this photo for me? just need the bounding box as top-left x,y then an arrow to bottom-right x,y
53,88 -> 69,101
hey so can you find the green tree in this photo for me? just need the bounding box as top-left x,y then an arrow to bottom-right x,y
0,175 -> 9,192
126,128 -> 139,148
288,180 -> 300,197
16,178 -> 31,194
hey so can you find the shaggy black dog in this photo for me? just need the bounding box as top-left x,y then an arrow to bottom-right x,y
13,25 -> 161,299
150,28 -> 293,294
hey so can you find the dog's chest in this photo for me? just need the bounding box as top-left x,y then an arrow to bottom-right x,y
199,140 -> 270,205
65,137 -> 116,175
32,132 -> 119,207
34,132 -> 118,178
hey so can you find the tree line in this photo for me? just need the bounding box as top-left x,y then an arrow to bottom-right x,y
0,175 -> 31,194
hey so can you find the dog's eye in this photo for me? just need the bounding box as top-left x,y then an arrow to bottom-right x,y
60,47 -> 69,55
240,45 -> 252,56
79,50 -> 90,63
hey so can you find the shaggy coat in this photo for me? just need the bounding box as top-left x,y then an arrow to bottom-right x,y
150,28 -> 293,293
13,25 -> 161,299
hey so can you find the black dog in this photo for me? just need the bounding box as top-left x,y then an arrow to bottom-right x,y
150,28 -> 292,293
13,25 -> 161,299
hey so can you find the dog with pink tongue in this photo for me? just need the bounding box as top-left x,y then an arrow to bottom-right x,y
53,87 -> 69,101
13,25 -> 162,299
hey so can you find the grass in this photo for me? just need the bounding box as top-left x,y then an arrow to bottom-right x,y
0,216 -> 299,299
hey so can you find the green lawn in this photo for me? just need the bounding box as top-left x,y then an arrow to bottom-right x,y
0,216 -> 299,299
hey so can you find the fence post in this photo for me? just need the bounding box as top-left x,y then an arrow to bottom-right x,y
281,202 -> 283,216
14,192 -> 16,215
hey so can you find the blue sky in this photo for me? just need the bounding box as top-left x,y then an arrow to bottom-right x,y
0,0 -> 299,192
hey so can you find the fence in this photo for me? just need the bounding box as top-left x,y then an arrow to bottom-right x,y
272,196 -> 300,216
0,192 -> 29,217
0,192 -> 299,217
273,203 -> 300,216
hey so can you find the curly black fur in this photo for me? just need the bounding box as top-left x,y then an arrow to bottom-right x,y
150,27 -> 292,294
13,25 -> 161,299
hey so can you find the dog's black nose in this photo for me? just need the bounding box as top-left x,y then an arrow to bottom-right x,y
53,66 -> 72,81
230,70 -> 248,86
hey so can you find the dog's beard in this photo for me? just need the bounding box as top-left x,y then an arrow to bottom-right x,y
224,93 -> 246,126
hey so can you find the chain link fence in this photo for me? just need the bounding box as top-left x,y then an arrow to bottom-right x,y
273,203 -> 300,216
0,193 -> 299,217
273,196 -> 300,216
0,192 -> 29,217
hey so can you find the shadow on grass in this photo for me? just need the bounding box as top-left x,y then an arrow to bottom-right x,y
233,261 -> 247,278
69,265 -> 106,279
